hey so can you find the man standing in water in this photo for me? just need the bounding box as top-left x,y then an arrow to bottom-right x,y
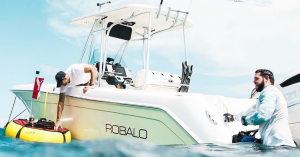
224,69 -> 295,146
55,64 -> 96,129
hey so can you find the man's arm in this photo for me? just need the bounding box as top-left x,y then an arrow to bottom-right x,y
83,65 -> 96,85
56,92 -> 65,125
224,101 -> 257,123
234,101 -> 258,121
244,90 -> 277,125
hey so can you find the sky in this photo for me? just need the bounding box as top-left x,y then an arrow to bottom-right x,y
0,0 -> 300,127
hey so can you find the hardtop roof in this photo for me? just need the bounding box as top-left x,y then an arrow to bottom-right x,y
71,4 -> 194,37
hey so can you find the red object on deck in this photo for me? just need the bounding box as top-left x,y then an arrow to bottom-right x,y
14,119 -> 29,126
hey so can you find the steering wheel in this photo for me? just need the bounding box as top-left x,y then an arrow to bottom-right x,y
122,77 -> 132,86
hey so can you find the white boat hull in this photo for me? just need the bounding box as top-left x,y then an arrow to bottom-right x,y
276,77 -> 300,146
11,83 -> 262,145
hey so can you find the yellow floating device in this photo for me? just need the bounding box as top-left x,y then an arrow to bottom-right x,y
5,119 -> 71,144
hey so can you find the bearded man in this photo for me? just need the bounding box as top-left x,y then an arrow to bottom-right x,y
224,69 -> 295,146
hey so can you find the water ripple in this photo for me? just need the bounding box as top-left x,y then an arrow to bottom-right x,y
0,128 -> 299,157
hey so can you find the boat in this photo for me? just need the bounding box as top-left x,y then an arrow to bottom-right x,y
10,1 -> 300,145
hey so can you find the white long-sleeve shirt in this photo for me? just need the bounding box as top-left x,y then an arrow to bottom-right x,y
235,85 -> 295,147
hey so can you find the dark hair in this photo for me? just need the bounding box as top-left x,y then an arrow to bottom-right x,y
255,69 -> 275,85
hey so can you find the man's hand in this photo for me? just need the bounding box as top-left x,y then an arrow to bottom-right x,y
223,113 -> 235,123
55,120 -> 61,126
55,120 -> 61,130
83,86 -> 89,94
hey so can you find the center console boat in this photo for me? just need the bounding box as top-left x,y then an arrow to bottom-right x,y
11,1 -> 300,145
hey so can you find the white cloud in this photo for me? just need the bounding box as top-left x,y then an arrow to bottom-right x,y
228,0 -> 273,7
48,18 -> 89,38
45,0 -> 300,77
228,82 -> 254,96
40,64 -> 59,76
185,0 -> 300,76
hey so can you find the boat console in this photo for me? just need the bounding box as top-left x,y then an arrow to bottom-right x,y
92,57 -> 134,89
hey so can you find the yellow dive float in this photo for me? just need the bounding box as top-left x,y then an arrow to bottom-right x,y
5,118 -> 71,143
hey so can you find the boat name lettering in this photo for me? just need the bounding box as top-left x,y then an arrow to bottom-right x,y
106,124 -> 147,139
285,89 -> 300,102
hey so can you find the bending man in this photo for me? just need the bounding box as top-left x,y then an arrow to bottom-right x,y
224,69 -> 295,146
55,64 -> 96,128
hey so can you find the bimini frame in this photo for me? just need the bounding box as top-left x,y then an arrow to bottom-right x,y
78,1 -> 190,88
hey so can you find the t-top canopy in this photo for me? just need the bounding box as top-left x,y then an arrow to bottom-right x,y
71,4 -> 194,38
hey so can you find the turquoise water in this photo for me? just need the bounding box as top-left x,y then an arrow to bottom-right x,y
1,128 -> 300,157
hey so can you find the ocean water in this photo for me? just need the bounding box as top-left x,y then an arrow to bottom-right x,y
1,128 -> 300,157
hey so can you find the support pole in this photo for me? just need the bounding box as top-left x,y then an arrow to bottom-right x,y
10,109 -> 26,122
144,13 -> 152,89
30,71 -> 40,121
142,28 -> 147,70
113,41 -> 128,64
183,13 -> 189,63
119,41 -> 130,64
99,49 -> 103,87
102,33 -> 110,77
79,19 -> 98,63
7,96 -> 16,123
30,99 -> 33,119
87,34 -> 95,63
98,30 -> 105,87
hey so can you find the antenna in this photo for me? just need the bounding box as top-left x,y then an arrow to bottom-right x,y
187,0 -> 193,12
97,1 -> 111,11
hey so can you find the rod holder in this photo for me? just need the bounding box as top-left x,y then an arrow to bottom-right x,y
156,0 -> 163,18
166,7 -> 171,21
174,11 -> 180,24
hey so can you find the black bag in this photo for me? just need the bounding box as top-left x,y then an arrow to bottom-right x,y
28,118 -> 55,130
232,129 -> 262,144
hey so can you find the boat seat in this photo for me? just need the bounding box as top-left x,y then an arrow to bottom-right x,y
113,63 -> 126,76
134,69 -> 182,92
95,62 -> 111,73
112,63 -> 132,78
106,64 -> 113,73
